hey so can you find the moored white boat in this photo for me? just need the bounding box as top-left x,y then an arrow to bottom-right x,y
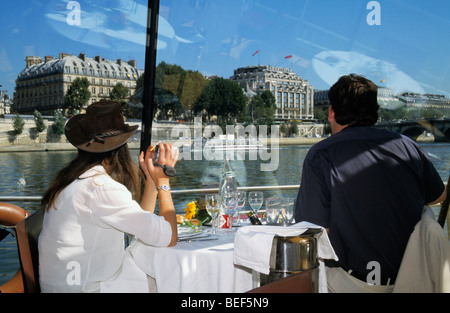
184,135 -> 267,152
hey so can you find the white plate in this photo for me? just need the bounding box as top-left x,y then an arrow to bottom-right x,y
177,227 -> 211,241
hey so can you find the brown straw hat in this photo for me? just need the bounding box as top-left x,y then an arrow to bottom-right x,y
65,101 -> 138,153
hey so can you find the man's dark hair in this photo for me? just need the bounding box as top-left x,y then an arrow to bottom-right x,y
328,74 -> 379,127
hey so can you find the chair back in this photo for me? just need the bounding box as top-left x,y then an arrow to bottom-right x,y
15,209 -> 44,293
437,174 -> 449,230
247,269 -> 315,293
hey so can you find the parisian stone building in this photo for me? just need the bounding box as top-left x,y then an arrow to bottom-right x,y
0,90 -> 11,116
230,65 -> 314,120
13,52 -> 143,114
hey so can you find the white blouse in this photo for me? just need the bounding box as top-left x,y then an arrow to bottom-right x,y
38,165 -> 172,293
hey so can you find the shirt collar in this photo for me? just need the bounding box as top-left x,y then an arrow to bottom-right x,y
79,165 -> 107,179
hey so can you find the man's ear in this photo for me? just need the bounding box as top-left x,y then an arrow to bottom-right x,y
328,105 -> 335,122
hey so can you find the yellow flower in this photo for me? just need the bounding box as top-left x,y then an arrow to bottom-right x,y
184,201 -> 197,219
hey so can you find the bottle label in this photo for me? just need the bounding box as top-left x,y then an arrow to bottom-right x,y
219,214 -> 230,228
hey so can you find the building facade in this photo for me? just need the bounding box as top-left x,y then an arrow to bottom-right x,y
0,90 -> 11,116
230,65 -> 314,120
313,89 -> 330,108
13,52 -> 143,114
398,92 -> 450,110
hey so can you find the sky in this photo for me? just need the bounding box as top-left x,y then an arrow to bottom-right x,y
1,0 -> 449,99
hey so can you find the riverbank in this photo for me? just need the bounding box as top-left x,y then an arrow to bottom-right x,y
0,133 -> 438,153
0,137 -> 326,153
1,117 -> 437,153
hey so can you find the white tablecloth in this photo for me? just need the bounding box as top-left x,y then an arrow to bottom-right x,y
127,230 -> 254,293
104,223 -> 337,293
233,222 -> 338,293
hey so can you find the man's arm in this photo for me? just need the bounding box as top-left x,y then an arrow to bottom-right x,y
427,189 -> 447,205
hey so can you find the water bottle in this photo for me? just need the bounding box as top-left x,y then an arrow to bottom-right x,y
218,158 -> 238,230
218,157 -> 237,195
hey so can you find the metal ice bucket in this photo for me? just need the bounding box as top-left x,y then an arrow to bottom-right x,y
259,228 -> 322,292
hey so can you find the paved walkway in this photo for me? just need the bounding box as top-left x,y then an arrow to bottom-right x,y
0,141 -> 141,153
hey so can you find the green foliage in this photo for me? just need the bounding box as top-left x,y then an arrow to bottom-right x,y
33,110 -> 47,132
65,77 -> 91,115
280,120 -> 299,137
110,82 -> 130,103
247,90 -> 277,126
378,102 -> 448,121
133,61 -> 208,120
154,87 -> 184,120
194,77 -> 247,124
180,71 -> 208,115
13,114 -> 25,135
110,82 -> 131,117
156,62 -> 208,118
290,120 -> 299,135
314,106 -> 329,123
258,90 -> 277,126
52,109 -> 66,135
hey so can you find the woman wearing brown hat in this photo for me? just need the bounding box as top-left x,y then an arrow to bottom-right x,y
38,101 -> 178,292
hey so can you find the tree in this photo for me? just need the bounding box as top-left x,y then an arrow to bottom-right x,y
154,87 -> 184,120
34,110 -> 47,132
248,95 -> 264,124
110,82 -> 129,104
65,77 -> 91,115
52,109 -> 66,135
129,76 -> 145,120
290,120 -> 299,136
110,82 -> 131,117
194,77 -> 247,124
155,62 -> 207,119
132,62 -> 208,120
248,90 -> 277,126
180,70 -> 208,117
13,114 -> 25,135
314,106 -> 329,123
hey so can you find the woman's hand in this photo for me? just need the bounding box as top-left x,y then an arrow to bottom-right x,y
139,143 -> 179,246
139,142 -> 179,183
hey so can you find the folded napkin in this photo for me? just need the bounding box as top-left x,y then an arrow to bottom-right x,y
233,221 -> 338,292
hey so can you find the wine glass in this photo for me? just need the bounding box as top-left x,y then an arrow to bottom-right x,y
235,190 -> 246,226
248,191 -> 264,215
221,191 -> 238,233
266,197 -> 281,224
281,197 -> 295,224
205,194 -> 221,235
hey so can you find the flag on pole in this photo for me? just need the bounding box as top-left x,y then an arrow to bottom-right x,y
284,55 -> 292,59
252,50 -> 260,56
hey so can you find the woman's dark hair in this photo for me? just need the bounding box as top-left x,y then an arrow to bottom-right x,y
42,144 -> 141,211
328,74 -> 379,127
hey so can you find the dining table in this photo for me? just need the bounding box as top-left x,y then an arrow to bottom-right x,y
127,226 -> 255,293
120,220 -> 337,294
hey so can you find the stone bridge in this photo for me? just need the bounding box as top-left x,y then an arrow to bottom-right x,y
374,118 -> 450,142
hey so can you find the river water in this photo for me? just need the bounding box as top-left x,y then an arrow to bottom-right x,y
0,142 -> 449,285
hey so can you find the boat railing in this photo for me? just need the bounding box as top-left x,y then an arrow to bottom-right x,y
0,185 -> 300,202
0,183 -> 445,204
1,183 -> 448,237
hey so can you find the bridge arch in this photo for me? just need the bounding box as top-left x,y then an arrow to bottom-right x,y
401,126 -> 428,141
375,119 -> 450,142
